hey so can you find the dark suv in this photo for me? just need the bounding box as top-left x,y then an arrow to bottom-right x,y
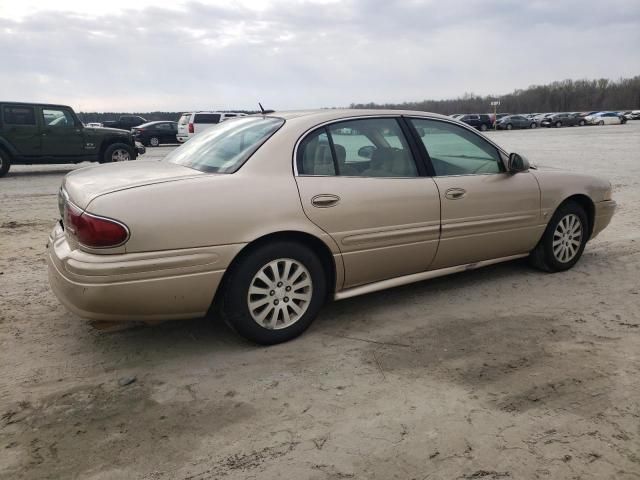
458,114 -> 493,131
0,102 -> 144,177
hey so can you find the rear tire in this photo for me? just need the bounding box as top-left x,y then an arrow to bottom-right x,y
0,149 -> 11,177
555,121 -> 562,128
579,120 -> 586,126
530,123 -> 537,129
506,123 -> 513,130
149,136 -> 160,147
101,143 -> 134,163
480,124 -> 488,132
529,201 -> 588,273
220,241 -> 327,345
598,120 -> 605,126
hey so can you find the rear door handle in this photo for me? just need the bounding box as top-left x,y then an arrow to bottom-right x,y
445,188 -> 466,200
311,194 -> 340,208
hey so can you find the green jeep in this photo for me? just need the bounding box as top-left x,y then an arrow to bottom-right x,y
0,102 -> 145,177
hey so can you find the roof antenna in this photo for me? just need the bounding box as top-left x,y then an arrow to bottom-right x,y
259,102 -> 266,114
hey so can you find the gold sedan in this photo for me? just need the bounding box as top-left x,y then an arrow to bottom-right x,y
47,110 -> 616,344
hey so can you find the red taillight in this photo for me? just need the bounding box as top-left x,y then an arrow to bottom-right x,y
188,123 -> 194,133
64,202 -> 129,248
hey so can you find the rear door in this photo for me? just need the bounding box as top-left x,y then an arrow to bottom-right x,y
407,117 -> 542,269
1,104 -> 41,156
40,107 -> 85,158
177,113 -> 191,139
294,117 -> 441,288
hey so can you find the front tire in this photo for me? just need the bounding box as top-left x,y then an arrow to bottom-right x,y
555,121 -> 562,128
579,120 -> 586,126
598,120 -> 605,126
0,149 -> 11,177
480,124 -> 488,132
220,242 -> 327,344
102,143 -> 134,163
529,201 -> 588,272
530,123 -> 537,129
506,123 -> 513,130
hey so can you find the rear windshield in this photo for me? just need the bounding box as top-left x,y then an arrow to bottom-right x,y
165,116 -> 284,173
194,113 -> 221,124
178,114 -> 191,125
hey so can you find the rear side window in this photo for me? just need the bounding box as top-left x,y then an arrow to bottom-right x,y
3,106 -> 36,125
298,118 -> 418,178
166,117 -> 284,173
194,113 -> 221,124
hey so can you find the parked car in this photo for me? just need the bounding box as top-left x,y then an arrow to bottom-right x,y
629,110 -> 640,120
496,115 -> 536,130
132,121 -> 178,147
176,111 -> 247,143
458,113 -> 493,131
47,109 -> 616,344
102,115 -> 147,131
585,112 -> 625,125
0,102 -> 144,177
541,112 -> 582,128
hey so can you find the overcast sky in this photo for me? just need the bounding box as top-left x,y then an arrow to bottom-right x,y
1,0 -> 639,112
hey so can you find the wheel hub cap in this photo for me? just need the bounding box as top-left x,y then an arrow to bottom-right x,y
247,258 -> 313,330
552,213 -> 582,263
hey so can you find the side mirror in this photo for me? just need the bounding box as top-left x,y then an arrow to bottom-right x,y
358,145 -> 375,159
508,152 -> 529,173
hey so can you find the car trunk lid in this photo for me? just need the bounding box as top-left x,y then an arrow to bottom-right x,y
62,160 -> 204,209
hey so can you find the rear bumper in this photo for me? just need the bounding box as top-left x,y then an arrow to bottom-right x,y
591,200 -> 616,239
46,223 -> 243,322
176,134 -> 189,143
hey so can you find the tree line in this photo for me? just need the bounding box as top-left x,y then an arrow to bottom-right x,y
350,76 -> 640,115
77,76 -> 640,121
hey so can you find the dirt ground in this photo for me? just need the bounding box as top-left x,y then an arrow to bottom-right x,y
1,122 -> 639,480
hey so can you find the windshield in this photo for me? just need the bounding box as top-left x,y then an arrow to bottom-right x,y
165,116 -> 284,173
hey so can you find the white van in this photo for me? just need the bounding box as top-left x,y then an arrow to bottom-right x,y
176,111 -> 247,143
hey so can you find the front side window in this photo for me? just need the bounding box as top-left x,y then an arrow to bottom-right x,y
297,118 -> 418,178
43,108 -> 75,128
166,116 -> 283,173
410,118 -> 503,176
3,106 -> 36,125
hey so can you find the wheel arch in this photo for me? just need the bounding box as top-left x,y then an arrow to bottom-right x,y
556,194 -> 595,239
211,230 -> 339,311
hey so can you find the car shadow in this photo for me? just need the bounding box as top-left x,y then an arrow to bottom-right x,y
87,259 -> 533,363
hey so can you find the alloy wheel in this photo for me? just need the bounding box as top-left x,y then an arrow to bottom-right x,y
552,214 -> 583,263
111,148 -> 131,162
150,137 -> 159,147
247,258 -> 313,330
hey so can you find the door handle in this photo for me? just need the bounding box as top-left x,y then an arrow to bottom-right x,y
445,188 -> 467,200
311,194 -> 340,208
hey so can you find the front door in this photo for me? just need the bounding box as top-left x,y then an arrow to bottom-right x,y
295,117 -> 441,288
1,104 -> 41,156
407,117 -> 542,269
40,107 -> 85,158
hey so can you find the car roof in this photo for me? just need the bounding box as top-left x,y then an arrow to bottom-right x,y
0,101 -> 73,109
259,109 -> 453,122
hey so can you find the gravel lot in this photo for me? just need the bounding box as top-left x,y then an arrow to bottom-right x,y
1,123 -> 639,480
